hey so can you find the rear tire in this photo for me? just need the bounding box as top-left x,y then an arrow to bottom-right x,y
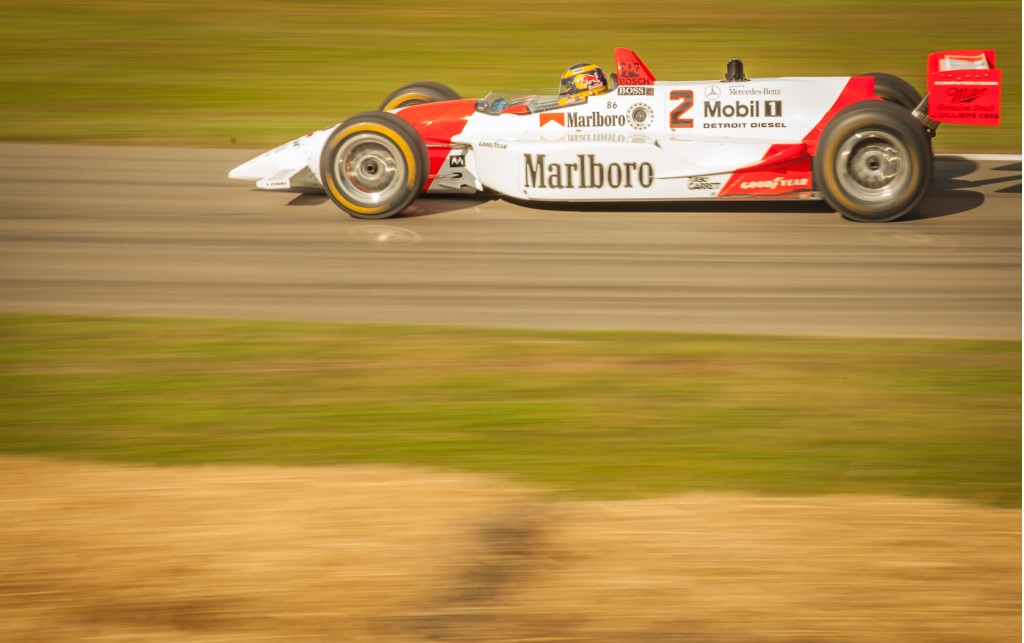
813,101 -> 931,223
861,72 -> 922,110
320,111 -> 428,219
379,82 -> 461,110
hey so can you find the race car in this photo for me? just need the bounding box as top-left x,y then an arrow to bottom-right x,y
228,48 -> 1001,223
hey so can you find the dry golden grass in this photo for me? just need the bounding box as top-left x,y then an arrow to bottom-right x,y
0,457 -> 1019,642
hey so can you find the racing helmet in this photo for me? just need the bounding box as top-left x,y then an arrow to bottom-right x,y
558,62 -> 609,105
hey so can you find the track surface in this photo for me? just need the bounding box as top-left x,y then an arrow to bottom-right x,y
0,143 -> 1019,339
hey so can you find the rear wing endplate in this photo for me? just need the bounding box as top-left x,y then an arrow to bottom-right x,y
927,50 -> 1001,126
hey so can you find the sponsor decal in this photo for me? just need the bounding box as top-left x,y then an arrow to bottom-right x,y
934,110 -> 999,120
727,86 -> 782,96
704,122 -> 788,129
618,61 -> 650,86
566,112 -> 628,128
704,100 -> 783,118
947,86 -> 988,104
704,85 -> 721,100
562,133 -> 648,143
738,177 -> 809,191
449,155 -> 466,167
539,113 -> 566,126
524,154 -> 654,189
926,51 -> 1001,126
478,141 -> 507,149
576,72 -> 604,91
937,53 -> 989,71
628,103 -> 653,130
688,176 -> 721,190
618,86 -> 654,97
702,99 -> 785,129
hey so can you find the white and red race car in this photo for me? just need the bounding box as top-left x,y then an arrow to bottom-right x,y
229,48 -> 1001,222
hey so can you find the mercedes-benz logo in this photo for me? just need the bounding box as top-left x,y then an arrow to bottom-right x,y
704,85 -> 721,100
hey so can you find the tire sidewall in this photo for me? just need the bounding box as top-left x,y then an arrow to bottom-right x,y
379,82 -> 461,111
861,72 -> 922,111
813,101 -> 932,223
320,111 -> 428,219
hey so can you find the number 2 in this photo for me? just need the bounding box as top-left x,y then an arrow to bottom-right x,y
670,90 -> 694,129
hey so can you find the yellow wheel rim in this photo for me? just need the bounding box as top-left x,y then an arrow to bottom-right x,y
324,122 -> 417,216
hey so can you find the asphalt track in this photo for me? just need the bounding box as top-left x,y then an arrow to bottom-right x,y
0,142 -> 1019,339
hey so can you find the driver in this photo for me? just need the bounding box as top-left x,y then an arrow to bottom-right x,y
558,62 -> 610,106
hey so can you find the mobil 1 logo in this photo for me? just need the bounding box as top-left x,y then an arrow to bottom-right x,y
703,97 -> 786,129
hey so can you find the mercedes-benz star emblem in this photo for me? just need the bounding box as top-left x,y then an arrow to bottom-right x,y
704,85 -> 721,100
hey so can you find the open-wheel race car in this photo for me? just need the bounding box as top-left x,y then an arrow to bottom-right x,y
229,48 -> 1001,223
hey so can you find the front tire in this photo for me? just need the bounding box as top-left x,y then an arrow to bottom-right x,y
813,101 -> 931,223
320,111 -> 428,219
379,82 -> 461,111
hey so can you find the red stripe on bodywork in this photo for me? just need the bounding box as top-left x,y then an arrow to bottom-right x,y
716,145 -> 812,198
802,76 -> 875,154
395,99 -> 477,190
717,77 -> 875,198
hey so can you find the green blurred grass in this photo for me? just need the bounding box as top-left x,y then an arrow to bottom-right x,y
1,314 -> 1019,507
0,1 -> 1019,152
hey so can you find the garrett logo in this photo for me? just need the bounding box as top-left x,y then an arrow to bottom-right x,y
688,176 -> 721,190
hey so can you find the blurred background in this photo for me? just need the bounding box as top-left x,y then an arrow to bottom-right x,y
0,0 -> 1019,151
0,2 -> 1020,641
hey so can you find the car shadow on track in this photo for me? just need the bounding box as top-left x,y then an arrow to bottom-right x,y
903,156 -> 1019,221
279,156 -> 1015,222
282,191 -> 502,218
502,196 -> 835,216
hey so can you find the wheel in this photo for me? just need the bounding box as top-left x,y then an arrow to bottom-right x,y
320,111 -> 428,219
379,82 -> 461,110
861,72 -> 935,156
861,72 -> 922,110
813,101 -> 932,223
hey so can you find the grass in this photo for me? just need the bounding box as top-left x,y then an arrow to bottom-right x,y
1,313 -> 1019,507
0,0 -> 1019,152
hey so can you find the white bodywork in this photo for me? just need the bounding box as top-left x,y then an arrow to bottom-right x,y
230,77 -> 856,201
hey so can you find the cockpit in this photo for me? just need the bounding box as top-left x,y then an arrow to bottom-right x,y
475,48 -> 652,115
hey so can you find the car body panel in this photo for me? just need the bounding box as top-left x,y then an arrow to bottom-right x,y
229,48 -> 1001,209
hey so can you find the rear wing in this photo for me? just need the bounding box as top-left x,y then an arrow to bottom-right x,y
926,50 -> 1001,126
